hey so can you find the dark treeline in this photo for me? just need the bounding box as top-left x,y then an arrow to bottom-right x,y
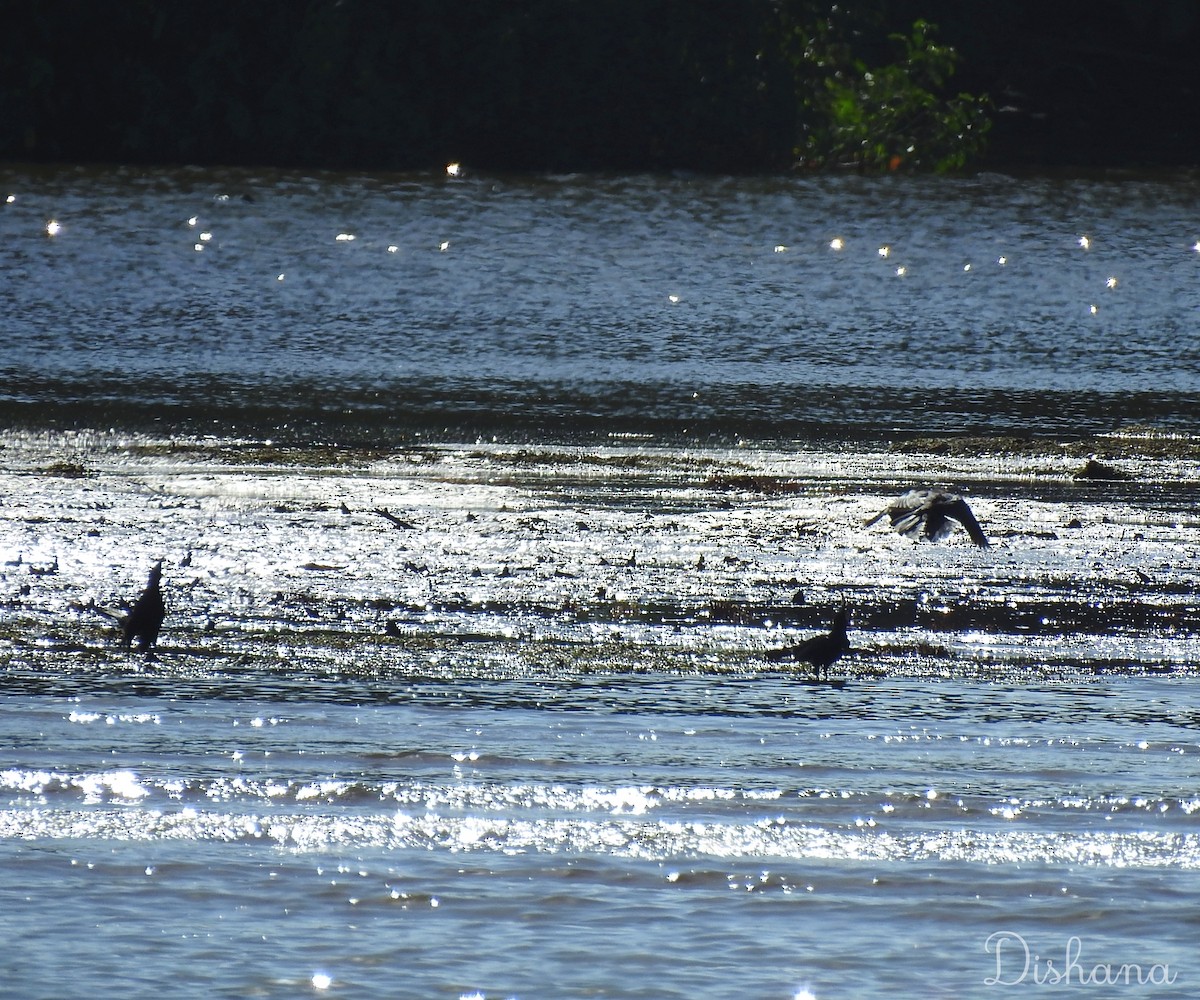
2,0 -> 1197,174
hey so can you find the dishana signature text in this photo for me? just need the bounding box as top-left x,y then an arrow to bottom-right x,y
984,932 -> 1178,987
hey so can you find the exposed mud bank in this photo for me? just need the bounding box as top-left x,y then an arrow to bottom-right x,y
3,429 -> 1198,697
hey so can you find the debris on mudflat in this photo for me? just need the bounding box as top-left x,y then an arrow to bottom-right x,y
1073,458 -> 1129,481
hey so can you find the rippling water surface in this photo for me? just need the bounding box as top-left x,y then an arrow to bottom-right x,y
2,165 -> 1200,998
3,164 -> 1200,439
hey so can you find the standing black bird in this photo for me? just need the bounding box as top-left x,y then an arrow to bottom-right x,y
766,607 -> 850,679
122,560 -> 165,653
864,488 -> 989,547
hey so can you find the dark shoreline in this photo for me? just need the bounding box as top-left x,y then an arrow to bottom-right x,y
5,2 -> 1198,175
4,375 -> 1199,454
6,417 -> 1200,461
6,414 -> 1200,464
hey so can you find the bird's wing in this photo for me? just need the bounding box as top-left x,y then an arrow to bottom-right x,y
946,498 -> 989,547
865,489 -> 926,528
889,499 -> 935,539
889,511 -> 923,536
765,632 -> 822,663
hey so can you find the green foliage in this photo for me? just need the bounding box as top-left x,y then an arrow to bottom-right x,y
781,11 -> 991,172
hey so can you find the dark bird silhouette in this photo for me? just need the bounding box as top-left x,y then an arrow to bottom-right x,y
766,607 -> 850,679
122,560 -> 165,653
864,488 -> 989,547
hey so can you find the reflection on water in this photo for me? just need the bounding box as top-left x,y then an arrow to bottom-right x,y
5,166 -> 1200,999
3,165 -> 1200,442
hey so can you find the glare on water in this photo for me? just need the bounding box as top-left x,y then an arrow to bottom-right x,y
2,164 -> 1200,999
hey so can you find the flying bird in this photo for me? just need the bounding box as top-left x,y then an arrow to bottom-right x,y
766,607 -> 850,679
121,560 -> 166,653
864,488 -> 989,547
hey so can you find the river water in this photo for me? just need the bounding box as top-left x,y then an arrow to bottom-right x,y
2,164 -> 1200,998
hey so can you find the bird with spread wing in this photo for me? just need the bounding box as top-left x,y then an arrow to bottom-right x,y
864,488 -> 989,547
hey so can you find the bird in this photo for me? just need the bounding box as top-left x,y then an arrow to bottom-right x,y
766,607 -> 850,679
121,560 -> 166,653
864,488 -> 989,547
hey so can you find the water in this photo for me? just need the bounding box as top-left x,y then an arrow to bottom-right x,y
4,165 -> 1200,439
2,164 -> 1200,998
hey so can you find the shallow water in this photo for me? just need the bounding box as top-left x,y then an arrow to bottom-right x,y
2,166 -> 1200,998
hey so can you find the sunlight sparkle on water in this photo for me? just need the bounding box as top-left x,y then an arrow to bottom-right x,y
794,989 -> 818,1000
877,245 -> 889,257
45,220 -> 61,236
829,237 -> 844,251
311,972 -> 332,990
1079,235 -> 1090,249
5,194 -> 14,203
1106,276 -> 1118,288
